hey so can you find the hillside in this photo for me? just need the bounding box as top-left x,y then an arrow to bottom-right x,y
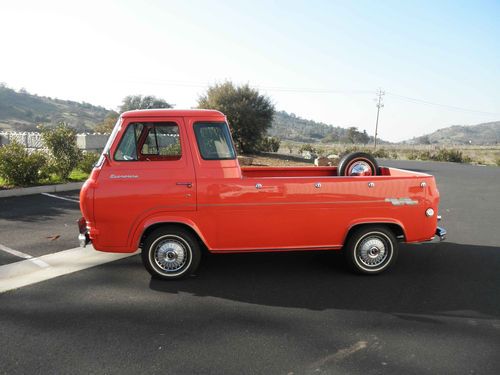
269,110 -> 378,144
0,85 -> 380,144
408,121 -> 500,145
0,85 -> 111,132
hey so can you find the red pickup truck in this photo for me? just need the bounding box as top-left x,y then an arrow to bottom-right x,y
79,109 -> 445,279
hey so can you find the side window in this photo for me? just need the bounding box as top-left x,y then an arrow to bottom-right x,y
194,122 -> 236,160
114,122 -> 181,161
141,124 -> 181,158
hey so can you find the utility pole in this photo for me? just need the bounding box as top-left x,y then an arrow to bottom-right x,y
374,88 -> 385,149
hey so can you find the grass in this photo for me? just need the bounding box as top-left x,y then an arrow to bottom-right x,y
0,169 -> 89,190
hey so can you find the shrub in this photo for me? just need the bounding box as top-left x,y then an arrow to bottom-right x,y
496,158 -> 500,167
339,146 -> 360,157
419,151 -> 432,161
299,144 -> 317,154
372,148 -> 390,158
0,141 -> 47,186
260,137 -> 281,152
41,123 -> 82,180
431,149 -> 470,163
77,152 -> 100,174
407,151 -> 418,160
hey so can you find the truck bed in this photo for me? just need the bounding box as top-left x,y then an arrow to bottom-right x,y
240,166 -> 404,178
241,166 -> 339,178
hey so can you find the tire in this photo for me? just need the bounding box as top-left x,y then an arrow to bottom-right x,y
344,226 -> 398,274
142,226 -> 201,280
338,152 -> 379,176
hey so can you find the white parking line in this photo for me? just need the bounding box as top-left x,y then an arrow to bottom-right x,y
0,246 -> 139,293
0,244 -> 50,268
41,192 -> 80,203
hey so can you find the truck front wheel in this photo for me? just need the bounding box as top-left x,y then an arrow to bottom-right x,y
344,226 -> 398,274
142,226 -> 201,280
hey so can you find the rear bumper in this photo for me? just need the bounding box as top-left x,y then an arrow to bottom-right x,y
435,226 -> 447,241
428,226 -> 447,243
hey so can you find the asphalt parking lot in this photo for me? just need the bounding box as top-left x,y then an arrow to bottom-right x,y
0,160 -> 499,374
0,191 -> 81,265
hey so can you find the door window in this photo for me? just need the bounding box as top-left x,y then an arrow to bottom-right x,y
114,122 -> 181,161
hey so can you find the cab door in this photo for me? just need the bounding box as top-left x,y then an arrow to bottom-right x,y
94,117 -> 196,248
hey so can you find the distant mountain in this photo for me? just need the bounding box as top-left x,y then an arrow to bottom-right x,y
0,85 -> 111,132
407,121 -> 500,145
269,110 -> 380,144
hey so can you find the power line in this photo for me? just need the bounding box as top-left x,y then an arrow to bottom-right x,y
123,79 -> 500,116
385,92 -> 500,116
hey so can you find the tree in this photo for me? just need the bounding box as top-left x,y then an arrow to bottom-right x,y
41,123 -> 81,180
197,82 -> 275,154
347,126 -> 359,144
119,95 -> 172,112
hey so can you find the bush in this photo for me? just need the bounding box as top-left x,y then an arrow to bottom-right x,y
0,141 -> 47,186
339,146 -> 360,157
419,151 -> 432,161
299,144 -> 317,154
431,149 -> 470,163
41,123 -> 82,180
407,151 -> 418,160
77,152 -> 100,174
260,137 -> 281,152
372,148 -> 390,158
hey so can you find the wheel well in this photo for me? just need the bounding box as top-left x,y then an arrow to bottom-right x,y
345,223 -> 405,243
140,223 -> 207,251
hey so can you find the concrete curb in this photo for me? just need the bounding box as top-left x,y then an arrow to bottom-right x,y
0,182 -> 84,198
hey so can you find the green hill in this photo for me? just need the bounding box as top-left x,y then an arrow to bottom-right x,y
408,121 -> 500,145
0,85 -> 111,132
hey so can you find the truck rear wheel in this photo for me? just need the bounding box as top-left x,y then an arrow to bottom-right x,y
344,226 -> 398,274
142,226 -> 201,280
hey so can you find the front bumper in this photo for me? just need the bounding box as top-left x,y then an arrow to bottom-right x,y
78,217 -> 91,248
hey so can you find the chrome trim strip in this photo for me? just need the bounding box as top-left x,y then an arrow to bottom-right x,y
385,197 -> 418,206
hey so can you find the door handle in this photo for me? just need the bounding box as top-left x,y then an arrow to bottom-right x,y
176,182 -> 193,188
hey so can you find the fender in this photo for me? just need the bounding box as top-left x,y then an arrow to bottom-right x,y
129,214 -> 209,250
342,218 -> 407,245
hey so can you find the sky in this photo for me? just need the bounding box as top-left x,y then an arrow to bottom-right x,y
1,0 -> 499,141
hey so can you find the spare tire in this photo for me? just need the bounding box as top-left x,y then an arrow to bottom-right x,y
338,152 -> 379,176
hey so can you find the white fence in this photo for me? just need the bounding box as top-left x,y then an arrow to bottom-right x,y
0,132 -> 109,152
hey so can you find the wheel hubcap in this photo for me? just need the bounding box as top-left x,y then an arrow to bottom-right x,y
358,236 -> 388,267
154,239 -> 187,272
349,161 -> 373,176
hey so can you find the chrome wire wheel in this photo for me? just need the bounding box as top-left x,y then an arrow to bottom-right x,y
149,235 -> 192,276
354,231 -> 393,272
357,235 -> 388,268
344,226 -> 398,275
